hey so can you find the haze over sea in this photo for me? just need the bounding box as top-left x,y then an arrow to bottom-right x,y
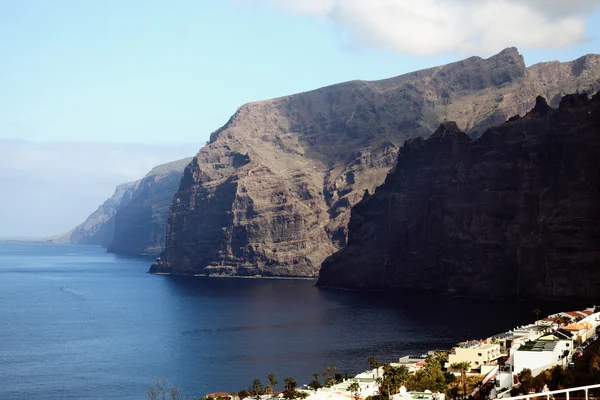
0,243 -> 582,400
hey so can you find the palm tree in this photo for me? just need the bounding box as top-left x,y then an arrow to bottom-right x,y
249,379 -> 264,400
348,382 -> 361,400
311,372 -> 320,389
450,361 -> 471,399
267,373 -> 277,394
533,308 -> 542,322
368,357 -> 381,378
282,377 -> 307,400
555,315 -> 572,327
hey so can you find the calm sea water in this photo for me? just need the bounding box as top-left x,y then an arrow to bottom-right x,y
0,243 -> 583,400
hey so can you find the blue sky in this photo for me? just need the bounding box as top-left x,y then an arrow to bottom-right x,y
1,0 -> 599,145
1,0 -> 599,237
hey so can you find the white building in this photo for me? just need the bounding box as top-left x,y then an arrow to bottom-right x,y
446,341 -> 504,372
512,338 -> 572,376
393,355 -> 428,372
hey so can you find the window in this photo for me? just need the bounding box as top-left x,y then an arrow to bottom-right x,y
475,361 -> 480,365
478,353 -> 482,356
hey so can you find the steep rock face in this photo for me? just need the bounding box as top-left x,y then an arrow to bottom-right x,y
50,181 -> 139,245
318,93 -> 600,301
50,158 -> 191,256
106,157 -> 193,255
153,48 -> 600,277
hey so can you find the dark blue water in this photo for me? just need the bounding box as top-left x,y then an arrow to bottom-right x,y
0,243 -> 581,400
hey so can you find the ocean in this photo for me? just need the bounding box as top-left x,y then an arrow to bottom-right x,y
0,243 -> 580,399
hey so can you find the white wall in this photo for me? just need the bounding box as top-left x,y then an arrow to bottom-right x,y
512,340 -> 572,376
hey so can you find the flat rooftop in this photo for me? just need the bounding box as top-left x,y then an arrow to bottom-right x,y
517,340 -> 558,352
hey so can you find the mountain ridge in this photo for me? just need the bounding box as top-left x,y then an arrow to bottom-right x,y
151,48 -> 600,278
317,92 -> 600,301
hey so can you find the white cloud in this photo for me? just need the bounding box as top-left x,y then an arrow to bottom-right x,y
241,0 -> 598,56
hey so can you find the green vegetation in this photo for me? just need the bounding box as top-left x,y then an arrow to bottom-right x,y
309,372 -> 322,391
366,353 -> 467,400
449,361 -> 471,399
267,373 -> 278,394
368,356 -> 382,378
321,365 -> 343,387
282,377 -> 308,400
511,345 -> 600,397
249,379 -> 265,400
348,382 -> 361,400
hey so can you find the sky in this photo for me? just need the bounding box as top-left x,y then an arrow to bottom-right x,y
1,0 -> 599,237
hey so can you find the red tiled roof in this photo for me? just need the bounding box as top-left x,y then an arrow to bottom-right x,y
207,393 -> 231,397
581,310 -> 594,316
416,362 -> 426,367
565,311 -> 583,318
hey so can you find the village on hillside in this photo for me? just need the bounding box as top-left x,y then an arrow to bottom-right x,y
199,307 -> 600,400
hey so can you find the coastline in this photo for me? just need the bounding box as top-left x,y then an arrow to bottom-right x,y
149,271 -> 318,281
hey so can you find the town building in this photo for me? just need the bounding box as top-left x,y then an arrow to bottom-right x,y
512,336 -> 572,376
393,354 -> 428,372
446,341 -> 504,372
563,321 -> 595,342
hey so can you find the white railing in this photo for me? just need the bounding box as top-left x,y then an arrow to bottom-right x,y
497,384 -> 600,400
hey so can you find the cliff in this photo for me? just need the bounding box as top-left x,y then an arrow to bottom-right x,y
106,157 -> 193,255
152,48 -> 600,277
49,181 -> 140,246
317,92 -> 600,301
51,157 -> 192,256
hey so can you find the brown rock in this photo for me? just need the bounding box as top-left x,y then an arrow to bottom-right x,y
317,93 -> 600,301
152,48 -> 600,278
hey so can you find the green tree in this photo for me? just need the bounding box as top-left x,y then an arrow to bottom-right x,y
377,364 -> 411,400
517,369 -> 535,394
266,373 -> 278,394
282,377 -> 308,400
332,366 -> 339,383
322,366 -> 339,387
368,357 -> 382,378
450,361 -> 471,399
348,382 -> 361,400
447,386 -> 460,400
249,379 -> 265,400
533,308 -> 542,321
310,372 -> 322,391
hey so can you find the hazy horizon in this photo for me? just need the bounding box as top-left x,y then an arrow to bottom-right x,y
0,139 -> 194,238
